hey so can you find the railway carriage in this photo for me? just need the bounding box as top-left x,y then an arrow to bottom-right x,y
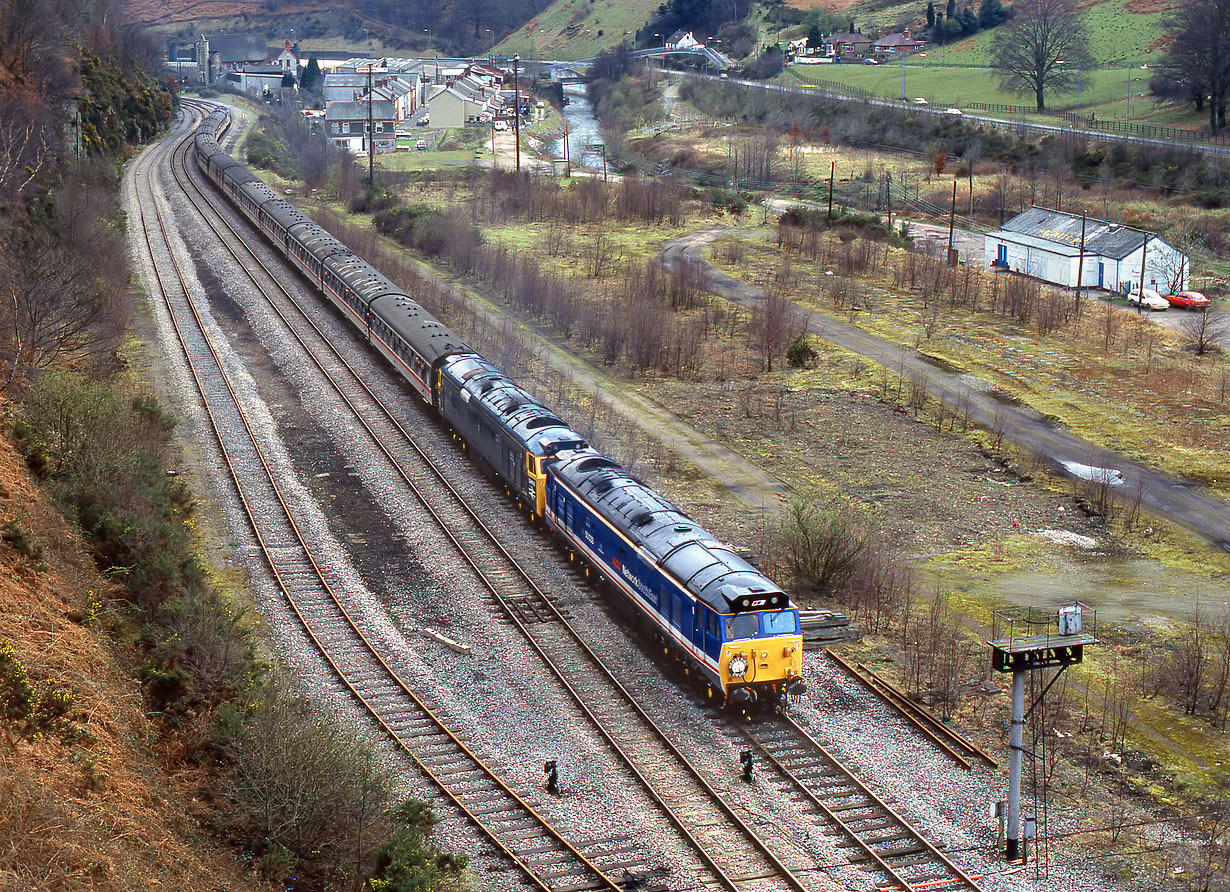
191,105 -> 805,708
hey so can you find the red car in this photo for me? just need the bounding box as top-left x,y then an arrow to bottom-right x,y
1165,290 -> 1211,309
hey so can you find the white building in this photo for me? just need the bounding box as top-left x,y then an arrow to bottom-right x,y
984,207 -> 1188,294
666,30 -> 702,50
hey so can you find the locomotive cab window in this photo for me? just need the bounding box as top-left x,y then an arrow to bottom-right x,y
762,610 -> 798,635
725,613 -> 759,640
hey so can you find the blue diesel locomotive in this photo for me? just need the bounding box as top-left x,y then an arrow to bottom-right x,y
192,106 -> 805,706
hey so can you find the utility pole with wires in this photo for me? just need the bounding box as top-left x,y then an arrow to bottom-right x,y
512,54 -> 521,172
1137,233 -> 1149,313
367,64 -> 374,188
828,160 -> 834,220
1075,211 -> 1086,315
947,179 -> 957,265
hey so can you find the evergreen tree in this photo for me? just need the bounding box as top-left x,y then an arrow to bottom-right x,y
958,6 -> 979,34
933,10 -> 945,42
300,56 -> 323,93
979,0 -> 1009,28
807,23 -> 823,48
927,1 -> 936,28
946,0 -> 956,20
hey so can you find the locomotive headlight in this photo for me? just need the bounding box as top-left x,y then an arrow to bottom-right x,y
728,655 -> 749,678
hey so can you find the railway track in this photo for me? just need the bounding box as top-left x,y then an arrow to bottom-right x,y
825,650 -> 998,772
736,714 -> 984,892
165,102 -> 810,891
133,104 -> 631,892
149,101 -> 989,892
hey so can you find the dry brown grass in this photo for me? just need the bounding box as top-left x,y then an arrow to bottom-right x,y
0,396 -> 264,892
119,0 -> 337,27
1123,0 -> 1177,13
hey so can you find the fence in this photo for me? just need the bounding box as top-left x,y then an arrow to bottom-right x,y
801,79 -> 874,101
964,101 -> 1229,147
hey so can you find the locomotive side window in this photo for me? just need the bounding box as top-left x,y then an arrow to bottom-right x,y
725,614 -> 759,640
762,610 -> 798,635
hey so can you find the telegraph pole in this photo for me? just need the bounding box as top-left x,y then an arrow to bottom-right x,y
1137,233 -> 1149,313
827,160 -> 834,220
947,179 -> 957,265
367,64 -> 374,188
512,54 -> 521,172
1075,211 -> 1086,314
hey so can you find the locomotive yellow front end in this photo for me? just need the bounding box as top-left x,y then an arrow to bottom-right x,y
721,632 -> 805,705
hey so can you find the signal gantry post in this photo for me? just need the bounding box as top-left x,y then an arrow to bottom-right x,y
989,603 -> 1097,863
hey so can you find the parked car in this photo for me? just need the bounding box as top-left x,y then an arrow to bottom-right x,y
493,119 -> 508,131
1164,289 -> 1211,309
862,57 -> 879,64
912,97 -> 928,105
415,115 -> 429,126
414,140 -> 427,151
1126,288 -> 1169,311
945,107 -> 964,115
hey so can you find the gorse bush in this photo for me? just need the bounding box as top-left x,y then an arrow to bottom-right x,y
17,369 -> 197,609
245,126 -> 301,180
12,370 -> 257,720
0,640 -> 78,747
367,799 -> 472,892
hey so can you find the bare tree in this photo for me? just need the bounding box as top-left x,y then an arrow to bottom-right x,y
991,0 -> 1092,111
751,289 -> 803,372
223,684 -> 394,867
1154,0 -> 1230,134
1182,308 -> 1227,357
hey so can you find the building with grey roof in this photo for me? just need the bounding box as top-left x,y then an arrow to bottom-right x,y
325,100 -> 397,154
196,33 -> 271,83
983,207 -> 1187,294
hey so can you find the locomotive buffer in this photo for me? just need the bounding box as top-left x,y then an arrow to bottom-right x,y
988,602 -> 1097,862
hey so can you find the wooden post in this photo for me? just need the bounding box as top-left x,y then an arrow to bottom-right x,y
1075,211 -> 1086,315
367,65 -> 374,188
885,173 -> 892,231
947,179 -> 957,265
828,160 -> 834,220
1136,233 -> 1148,313
513,54 -> 521,172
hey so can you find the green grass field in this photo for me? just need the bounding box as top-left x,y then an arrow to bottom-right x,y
844,0 -> 1167,66
789,61 -> 1161,121
786,0 -> 1176,121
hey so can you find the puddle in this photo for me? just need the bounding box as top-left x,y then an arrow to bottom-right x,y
949,550 -> 1230,629
918,353 -> 963,374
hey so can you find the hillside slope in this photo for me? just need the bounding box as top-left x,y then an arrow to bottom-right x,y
0,399 -> 265,892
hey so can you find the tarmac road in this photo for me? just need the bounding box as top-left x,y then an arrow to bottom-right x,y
660,228 -> 1230,552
